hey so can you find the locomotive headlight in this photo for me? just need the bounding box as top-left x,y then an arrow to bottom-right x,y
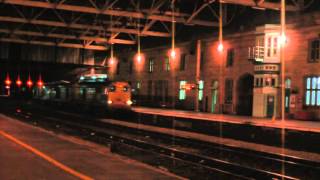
107,100 -> 112,104
126,100 -> 133,105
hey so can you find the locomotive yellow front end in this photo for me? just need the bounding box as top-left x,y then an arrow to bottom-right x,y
106,82 -> 132,110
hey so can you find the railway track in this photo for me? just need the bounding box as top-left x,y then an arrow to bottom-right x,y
1,100 -> 319,179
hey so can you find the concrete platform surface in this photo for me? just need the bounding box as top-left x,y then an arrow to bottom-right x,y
0,114 -> 183,180
133,107 -> 320,133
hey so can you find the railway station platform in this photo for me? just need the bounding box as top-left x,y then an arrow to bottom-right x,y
126,106 -> 320,154
133,107 -> 320,133
0,114 -> 182,180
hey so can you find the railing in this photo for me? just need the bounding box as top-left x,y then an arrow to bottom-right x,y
248,46 -> 265,61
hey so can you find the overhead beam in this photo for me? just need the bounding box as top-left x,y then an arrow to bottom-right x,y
0,16 -> 171,37
0,28 -> 136,45
220,0 -> 298,11
0,37 -> 108,50
2,0 -> 218,26
186,0 -> 216,24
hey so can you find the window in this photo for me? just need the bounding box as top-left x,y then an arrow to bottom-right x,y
224,79 -> 233,104
180,53 -> 186,71
200,51 -> 205,70
129,61 -> 133,74
266,36 -> 279,58
179,81 -> 186,100
116,62 -> 120,75
310,39 -> 320,62
198,80 -> 204,101
148,58 -> 154,73
136,81 -> 141,89
147,80 -> 153,98
165,57 -> 170,71
305,76 -> 320,106
226,49 -> 234,67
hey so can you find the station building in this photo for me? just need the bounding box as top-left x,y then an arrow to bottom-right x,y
111,12 -> 320,121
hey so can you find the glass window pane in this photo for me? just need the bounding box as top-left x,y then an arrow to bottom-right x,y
311,90 -> 316,105
317,91 -> 320,106
285,96 -> 289,107
318,77 -> 320,89
306,91 -> 310,105
307,78 -> 311,89
312,77 -> 317,89
199,80 -> 204,89
198,90 -> 203,101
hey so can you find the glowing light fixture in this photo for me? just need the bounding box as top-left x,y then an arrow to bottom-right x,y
279,34 -> 287,46
170,49 -> 176,59
109,43 -> 115,66
218,43 -> 224,52
170,0 -> 176,59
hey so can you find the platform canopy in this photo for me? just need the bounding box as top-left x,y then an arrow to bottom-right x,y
0,0 -> 304,50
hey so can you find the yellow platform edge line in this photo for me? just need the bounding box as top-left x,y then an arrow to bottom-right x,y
0,130 -> 94,180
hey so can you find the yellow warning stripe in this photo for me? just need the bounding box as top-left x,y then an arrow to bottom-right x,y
0,130 -> 94,180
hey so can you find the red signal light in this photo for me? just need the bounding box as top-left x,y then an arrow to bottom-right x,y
16,79 -> 22,86
37,80 -> 43,87
16,75 -> 22,87
5,79 -> 11,86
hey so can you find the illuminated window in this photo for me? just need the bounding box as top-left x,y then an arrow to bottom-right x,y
136,81 -> 141,89
226,49 -> 234,67
165,57 -> 170,71
148,58 -> 154,73
180,54 -> 186,71
305,76 -> 320,106
179,81 -> 186,100
273,37 -> 278,55
198,80 -> 204,101
310,39 -> 320,62
266,36 -> 279,58
225,79 -> 233,104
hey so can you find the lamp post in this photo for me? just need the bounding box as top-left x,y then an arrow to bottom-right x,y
195,40 -> 201,112
280,0 -> 286,121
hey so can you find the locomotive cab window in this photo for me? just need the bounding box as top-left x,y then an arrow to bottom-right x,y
109,85 -> 116,92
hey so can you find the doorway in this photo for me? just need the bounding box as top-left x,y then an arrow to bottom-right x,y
211,80 -> 218,113
237,74 -> 254,116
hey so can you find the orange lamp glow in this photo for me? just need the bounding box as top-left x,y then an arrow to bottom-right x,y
279,34 -> 287,46
218,42 -> 224,52
108,57 -> 115,66
170,49 -> 176,59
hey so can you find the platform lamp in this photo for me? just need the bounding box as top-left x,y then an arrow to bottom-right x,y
170,0 -> 177,109
218,0 -> 224,52
170,0 -> 176,60
108,43 -> 115,66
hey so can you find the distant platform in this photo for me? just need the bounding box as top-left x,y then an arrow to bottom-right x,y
133,106 -> 320,133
